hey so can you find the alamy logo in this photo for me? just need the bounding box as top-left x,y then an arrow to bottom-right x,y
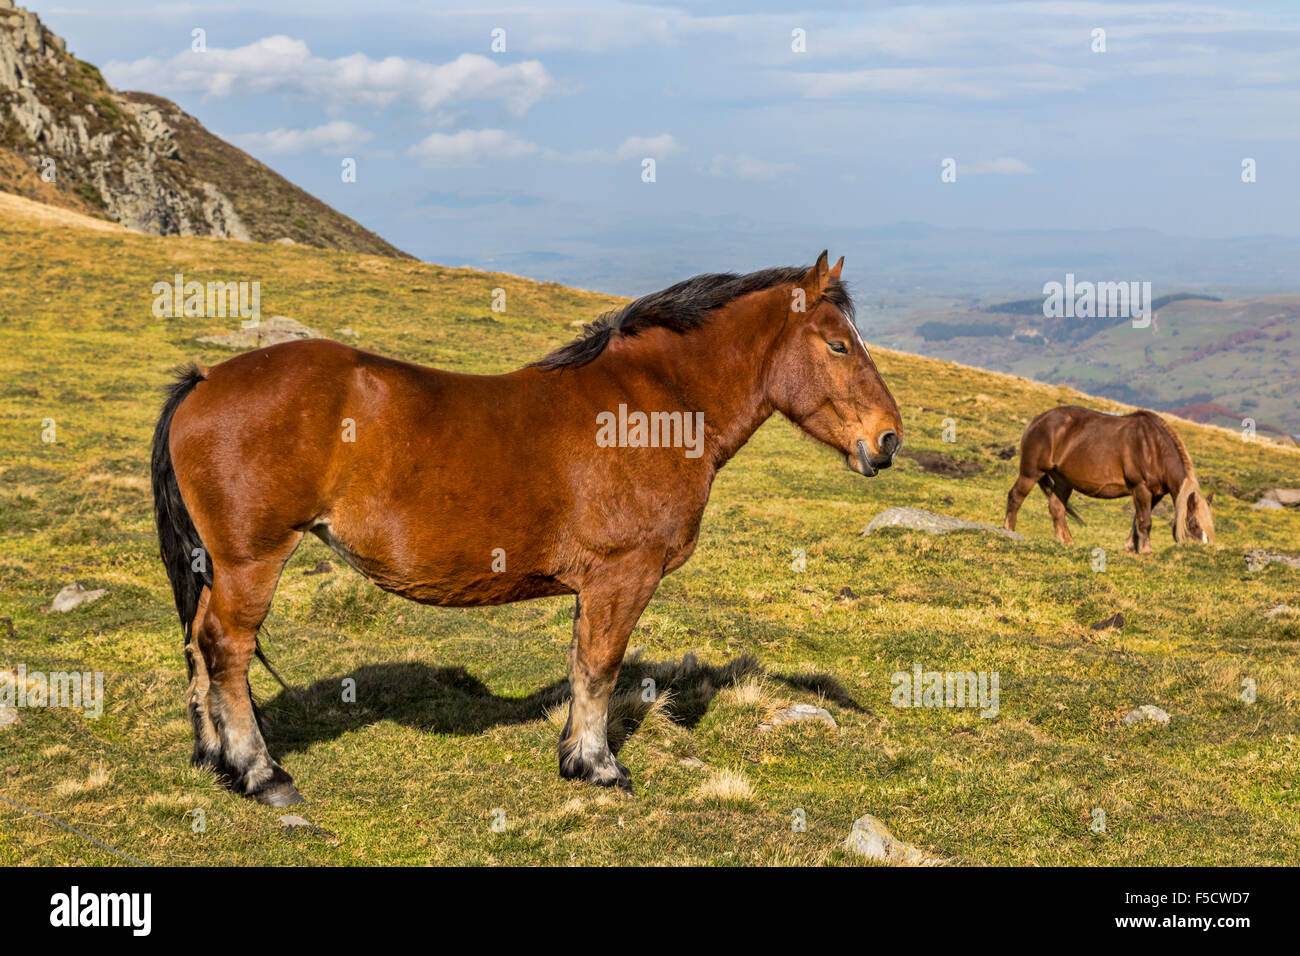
50,886 -> 151,936
1042,273 -> 1152,328
891,663 -> 999,717
152,273 -> 261,327
595,404 -> 706,459
1,665 -> 103,718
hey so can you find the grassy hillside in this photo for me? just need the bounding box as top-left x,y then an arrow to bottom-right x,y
1,197 -> 1297,866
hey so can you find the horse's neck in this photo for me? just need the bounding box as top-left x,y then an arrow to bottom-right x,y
612,297 -> 783,468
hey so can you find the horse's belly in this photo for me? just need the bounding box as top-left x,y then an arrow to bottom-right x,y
310,519 -> 569,607
1071,479 -> 1130,499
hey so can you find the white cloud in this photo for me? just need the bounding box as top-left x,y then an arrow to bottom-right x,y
229,121 -> 371,154
963,157 -> 1034,176
408,129 -> 540,167
708,153 -> 795,182
614,134 -> 682,160
105,36 -> 555,116
794,64 -> 1084,101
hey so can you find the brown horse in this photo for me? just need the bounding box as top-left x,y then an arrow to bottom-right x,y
1004,405 -> 1213,553
151,252 -> 903,805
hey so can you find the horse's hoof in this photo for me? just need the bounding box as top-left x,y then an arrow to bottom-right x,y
614,761 -> 634,796
255,782 -> 305,807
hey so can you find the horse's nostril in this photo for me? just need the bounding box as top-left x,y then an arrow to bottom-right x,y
878,430 -> 900,459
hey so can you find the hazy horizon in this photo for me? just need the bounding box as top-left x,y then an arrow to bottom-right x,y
27,0 -> 1300,295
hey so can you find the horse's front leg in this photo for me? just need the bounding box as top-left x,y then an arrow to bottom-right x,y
559,554 -> 663,794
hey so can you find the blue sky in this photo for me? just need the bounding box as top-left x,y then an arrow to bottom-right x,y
31,0 -> 1300,293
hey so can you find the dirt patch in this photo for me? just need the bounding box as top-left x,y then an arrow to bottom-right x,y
901,448 -> 985,478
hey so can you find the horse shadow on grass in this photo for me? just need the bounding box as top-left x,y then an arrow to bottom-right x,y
259,651 -> 866,758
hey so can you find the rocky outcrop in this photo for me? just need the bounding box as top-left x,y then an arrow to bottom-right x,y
0,4 -> 407,256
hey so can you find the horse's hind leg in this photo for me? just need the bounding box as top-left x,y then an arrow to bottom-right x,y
1047,483 -> 1075,546
1004,471 -> 1040,532
186,585 -> 221,771
559,555 -> 662,794
1131,486 -> 1154,555
196,539 -> 302,805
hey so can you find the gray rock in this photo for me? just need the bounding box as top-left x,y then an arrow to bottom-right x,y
1259,488 -> 1300,508
50,582 -> 107,613
1252,498 -> 1283,510
759,703 -> 837,732
278,814 -> 313,830
844,814 -> 934,865
677,757 -> 705,769
1265,605 -> 1297,619
0,706 -> 19,731
863,506 -> 1024,540
197,315 -> 321,350
1123,704 -> 1170,726
1245,549 -> 1300,572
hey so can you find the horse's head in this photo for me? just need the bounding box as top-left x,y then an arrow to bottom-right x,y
1177,484 -> 1215,544
767,251 -> 903,476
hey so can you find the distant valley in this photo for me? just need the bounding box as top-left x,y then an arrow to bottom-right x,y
875,292 -> 1300,440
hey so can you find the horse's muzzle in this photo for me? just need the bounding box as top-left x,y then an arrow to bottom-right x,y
853,438 -> 895,477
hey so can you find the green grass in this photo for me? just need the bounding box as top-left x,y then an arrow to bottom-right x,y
1,203 -> 1298,866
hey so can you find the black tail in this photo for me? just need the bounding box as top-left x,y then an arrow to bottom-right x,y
151,364 -> 210,672
1038,474 -> 1084,523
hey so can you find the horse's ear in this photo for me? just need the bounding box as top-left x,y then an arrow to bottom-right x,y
829,256 -> 844,280
801,250 -> 830,296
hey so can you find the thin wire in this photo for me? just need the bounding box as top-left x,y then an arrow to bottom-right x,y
0,792 -> 148,867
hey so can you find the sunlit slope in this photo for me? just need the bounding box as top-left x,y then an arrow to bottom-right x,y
1,198 -> 1297,866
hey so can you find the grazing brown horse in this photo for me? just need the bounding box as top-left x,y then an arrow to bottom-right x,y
1004,405 -> 1213,553
151,252 -> 904,805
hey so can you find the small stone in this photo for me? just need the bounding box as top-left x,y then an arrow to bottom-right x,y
278,814 -> 313,830
862,506 -> 1023,541
336,328 -> 359,338
303,560 -> 334,576
49,583 -> 107,613
1092,612 -> 1125,630
197,315 -> 321,350
762,703 -> 837,731
1265,605 -> 1296,619
837,586 -> 858,600
0,706 -> 19,731
1245,549 -> 1300,572
1123,704 -> 1170,726
844,814 -> 932,865
1253,498 -> 1283,510
678,757 -> 705,769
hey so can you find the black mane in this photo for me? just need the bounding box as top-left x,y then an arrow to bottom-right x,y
531,265 -> 854,370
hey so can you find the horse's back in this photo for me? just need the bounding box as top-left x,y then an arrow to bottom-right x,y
1019,405 -> 1162,497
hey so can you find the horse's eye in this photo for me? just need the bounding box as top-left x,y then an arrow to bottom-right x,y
828,341 -> 849,354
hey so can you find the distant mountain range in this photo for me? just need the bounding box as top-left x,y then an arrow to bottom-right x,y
0,2 -> 406,257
